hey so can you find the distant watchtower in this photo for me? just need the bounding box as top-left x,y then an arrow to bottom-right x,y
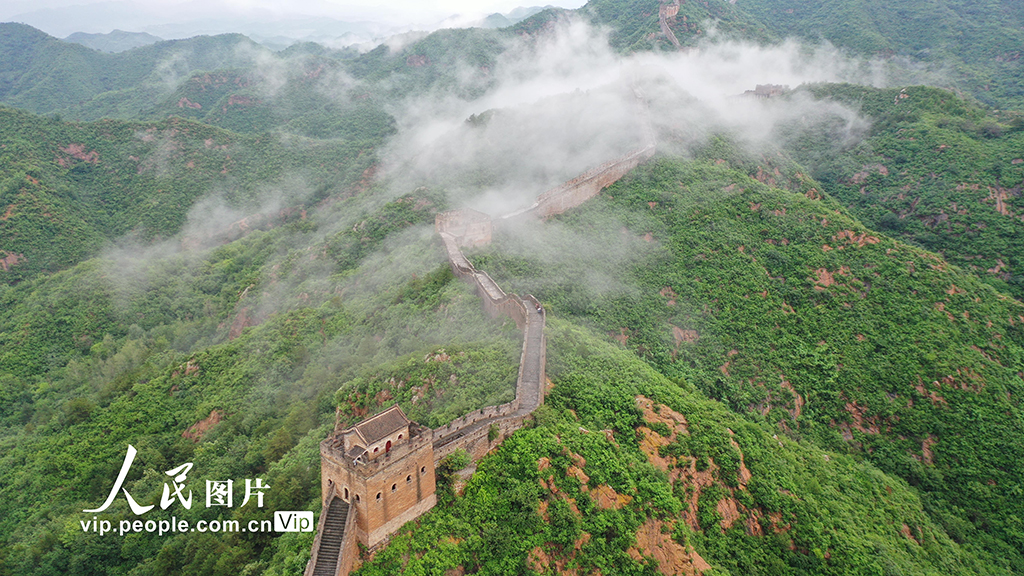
308,405 -> 436,576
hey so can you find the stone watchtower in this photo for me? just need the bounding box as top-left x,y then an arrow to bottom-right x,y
306,405 -> 436,576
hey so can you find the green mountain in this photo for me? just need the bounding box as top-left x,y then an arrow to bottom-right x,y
475,148 -> 1024,567
735,0 -> 1024,108
64,30 -> 163,53
0,23 -> 267,117
0,105 -> 380,284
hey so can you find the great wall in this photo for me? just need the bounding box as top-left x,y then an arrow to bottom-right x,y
305,83 -> 657,576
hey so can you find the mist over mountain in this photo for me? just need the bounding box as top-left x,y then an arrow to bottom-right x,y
0,1 -> 1023,574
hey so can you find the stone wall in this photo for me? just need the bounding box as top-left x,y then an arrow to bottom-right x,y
433,412 -> 530,462
431,227 -> 546,463
520,145 -> 656,220
435,209 -> 493,247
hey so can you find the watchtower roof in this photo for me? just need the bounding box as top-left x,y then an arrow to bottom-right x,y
350,404 -> 410,445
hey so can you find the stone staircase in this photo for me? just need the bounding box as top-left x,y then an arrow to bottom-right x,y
310,497 -> 351,576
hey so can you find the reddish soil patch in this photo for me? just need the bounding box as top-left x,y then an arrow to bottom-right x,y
629,518 -> 711,576
780,378 -> 804,419
638,426 -> 673,472
901,524 -> 920,545
594,484 -> 631,509
730,438 -> 753,487
813,268 -> 835,288
719,361 -> 732,377
921,435 -> 936,465
567,464 -> 589,485
745,511 -> 764,536
849,164 -> 889,184
660,286 -> 678,305
0,251 -> 24,272
672,326 -> 698,351
172,359 -> 201,378
226,95 -> 258,106
228,306 -> 253,340
984,186 -> 1022,218
717,497 -> 742,529
178,97 -> 202,109
915,377 -> 948,406
59,143 -> 100,164
833,229 -> 880,247
844,400 -> 881,434
183,410 -> 223,440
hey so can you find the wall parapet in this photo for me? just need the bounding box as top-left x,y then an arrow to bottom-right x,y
502,144 -> 656,221
321,430 -> 434,477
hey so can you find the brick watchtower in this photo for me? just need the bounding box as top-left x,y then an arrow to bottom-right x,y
308,405 -> 437,576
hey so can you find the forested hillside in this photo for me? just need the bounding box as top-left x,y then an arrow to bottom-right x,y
778,84 -> 1024,298
1,0 -> 1024,574
0,106 -> 380,283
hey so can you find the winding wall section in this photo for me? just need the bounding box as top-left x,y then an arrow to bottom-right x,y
429,84 -> 655,460
309,83 -> 656,576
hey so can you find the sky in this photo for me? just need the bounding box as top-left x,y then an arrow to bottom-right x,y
0,0 -> 589,39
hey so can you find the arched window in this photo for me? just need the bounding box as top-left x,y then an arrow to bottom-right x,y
398,434 -> 403,440
420,466 -> 426,474
406,475 -> 412,483
344,487 -> 349,501
355,494 -> 360,502
386,440 -> 392,453
391,483 -> 397,492
373,447 -> 379,453
375,492 -> 382,501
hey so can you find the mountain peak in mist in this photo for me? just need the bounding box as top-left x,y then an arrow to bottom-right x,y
64,29 -> 162,52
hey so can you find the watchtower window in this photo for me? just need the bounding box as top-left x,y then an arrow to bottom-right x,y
344,487 -> 349,501
373,447 -> 379,453
355,494 -> 360,502
375,492 -> 382,501
398,434 -> 403,440
391,483 -> 397,492
406,475 -> 412,483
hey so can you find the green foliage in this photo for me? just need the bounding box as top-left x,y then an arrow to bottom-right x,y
0,191 -> 524,574
478,152 -> 1024,569
0,24 -> 268,116
0,106 -> 378,283
736,0 -> 1024,109
357,319 -> 998,575
333,339 -> 519,428
583,0 -> 774,52
780,84 -> 1024,300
